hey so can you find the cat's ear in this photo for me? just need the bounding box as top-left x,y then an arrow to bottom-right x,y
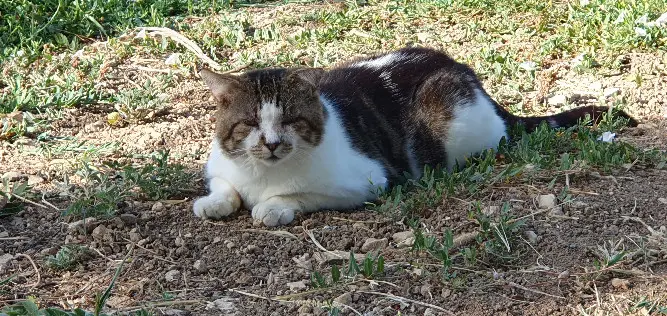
292,68 -> 325,88
199,68 -> 242,104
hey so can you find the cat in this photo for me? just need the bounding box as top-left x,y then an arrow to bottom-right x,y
192,46 -> 637,227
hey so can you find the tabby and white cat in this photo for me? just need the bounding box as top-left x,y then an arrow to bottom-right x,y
193,47 -> 636,226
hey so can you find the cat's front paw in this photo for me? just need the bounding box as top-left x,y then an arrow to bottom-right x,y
193,193 -> 240,220
251,199 -> 297,227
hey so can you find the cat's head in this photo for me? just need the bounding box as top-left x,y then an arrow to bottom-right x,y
200,67 -> 326,166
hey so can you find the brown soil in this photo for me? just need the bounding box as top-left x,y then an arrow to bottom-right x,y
2,55 -> 667,316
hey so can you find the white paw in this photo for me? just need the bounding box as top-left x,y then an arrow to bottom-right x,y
251,201 -> 296,227
193,193 -> 239,220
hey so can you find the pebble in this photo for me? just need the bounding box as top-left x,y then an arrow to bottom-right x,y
193,260 -> 207,272
1,171 -> 24,182
361,237 -> 388,253
68,217 -> 98,234
538,194 -> 556,209
548,94 -> 567,106
175,236 -> 185,247
27,175 -> 44,186
550,207 -> 564,216
226,241 -> 236,249
119,213 -> 138,225
287,280 -> 307,292
604,87 -> 621,98
334,292 -> 351,305
0,254 -> 15,272
524,230 -> 538,243
659,198 -> 667,205
175,246 -> 188,256
420,284 -> 432,297
91,224 -> 109,241
163,309 -> 187,316
151,202 -> 165,212
129,230 -> 142,243
165,270 -> 180,282
246,244 -> 260,253
611,278 -> 630,290
424,308 -> 437,316
392,231 -> 415,248
483,205 -> 500,216
570,201 -> 588,209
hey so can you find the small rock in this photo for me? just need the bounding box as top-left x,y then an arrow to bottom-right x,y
392,231 -> 414,243
658,198 -> 667,205
246,244 -> 260,253
558,270 -> 570,279
524,230 -> 538,243
40,247 -> 58,256
441,288 -> 451,298
1,171 -> 24,182
193,260 -> 207,272
424,308 -> 437,316
483,205 -> 500,216
206,297 -> 237,313
226,241 -> 236,249
548,94 -> 567,106
163,309 -> 188,316
213,237 -> 222,243
129,231 -> 142,243
68,217 -> 98,234
165,270 -> 180,282
26,175 -> 44,186
119,213 -> 138,225
10,217 -> 24,227
297,304 -> 312,314
570,201 -> 588,209
538,194 -> 556,209
287,280 -> 307,292
312,251 -> 365,266
0,254 -> 14,272
361,237 -> 388,253
420,284 -> 432,297
611,278 -> 630,290
175,246 -> 188,256
151,202 -> 165,212
175,236 -> 185,247
292,253 -> 312,270
334,292 -> 351,305
91,224 -> 109,241
604,87 -> 621,98
550,207 -> 564,216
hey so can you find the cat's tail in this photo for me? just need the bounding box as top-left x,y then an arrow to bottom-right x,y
504,105 -> 639,131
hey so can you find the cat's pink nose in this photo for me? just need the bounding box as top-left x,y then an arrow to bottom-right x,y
265,142 -> 280,152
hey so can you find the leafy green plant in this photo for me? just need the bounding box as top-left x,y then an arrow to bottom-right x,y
46,244 -> 95,271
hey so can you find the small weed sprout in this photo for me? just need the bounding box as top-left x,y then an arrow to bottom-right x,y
46,244 -> 95,271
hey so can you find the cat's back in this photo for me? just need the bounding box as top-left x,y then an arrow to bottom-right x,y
319,47 -> 475,97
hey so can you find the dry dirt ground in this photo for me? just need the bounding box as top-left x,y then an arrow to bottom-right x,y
2,7 -> 667,316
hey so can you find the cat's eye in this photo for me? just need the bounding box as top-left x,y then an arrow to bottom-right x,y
242,120 -> 258,127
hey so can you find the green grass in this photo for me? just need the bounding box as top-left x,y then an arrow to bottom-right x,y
370,113 -> 665,276
63,150 -> 196,219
